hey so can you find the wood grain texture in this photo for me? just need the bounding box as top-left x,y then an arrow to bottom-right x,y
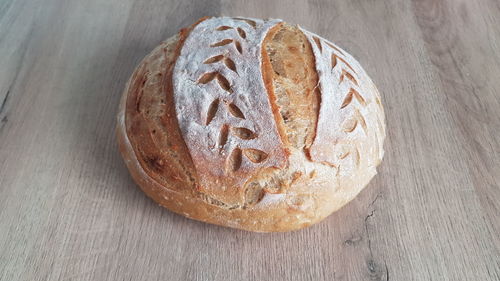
0,0 -> 499,280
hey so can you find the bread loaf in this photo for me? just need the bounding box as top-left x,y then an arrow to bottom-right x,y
117,16 -> 386,232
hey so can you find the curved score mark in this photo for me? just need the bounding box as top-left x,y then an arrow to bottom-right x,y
356,110 -> 367,132
216,74 -> 233,93
198,72 -> 217,84
354,147 -> 360,167
243,149 -> 268,163
331,53 -> 338,69
204,55 -> 224,64
341,88 -> 366,109
313,36 -> 323,52
339,150 -> 350,159
211,39 -> 233,47
237,27 -> 246,38
218,124 -> 229,149
206,99 -> 220,125
227,103 -> 245,119
331,53 -> 357,74
233,18 -> 257,29
198,72 -> 233,93
340,69 -> 358,86
227,147 -> 242,172
342,118 -> 358,133
342,110 -> 367,133
231,127 -> 257,140
224,57 -> 237,72
337,54 -> 357,74
216,26 -> 233,31
325,41 -> 345,55
204,55 -> 237,73
234,41 -> 243,54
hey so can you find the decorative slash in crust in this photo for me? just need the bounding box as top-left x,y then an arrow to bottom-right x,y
173,17 -> 287,203
300,29 -> 385,172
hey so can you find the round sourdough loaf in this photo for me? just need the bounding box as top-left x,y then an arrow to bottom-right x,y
117,16 -> 386,232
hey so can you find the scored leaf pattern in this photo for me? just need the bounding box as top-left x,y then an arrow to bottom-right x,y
196,19 -> 270,174
173,17 -> 287,195
305,33 -> 372,169
340,88 -> 366,109
204,55 -> 237,73
197,72 -> 233,93
312,35 -> 366,126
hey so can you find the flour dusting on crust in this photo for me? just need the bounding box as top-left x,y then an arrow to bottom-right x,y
299,28 -> 385,174
173,17 -> 287,203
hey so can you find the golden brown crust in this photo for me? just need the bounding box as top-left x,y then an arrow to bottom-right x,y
263,23 -> 320,151
261,22 -> 290,148
124,19 -> 204,195
117,17 -> 386,232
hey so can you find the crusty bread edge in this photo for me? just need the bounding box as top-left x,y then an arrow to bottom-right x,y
118,89 -> 377,232
115,20 -> 385,232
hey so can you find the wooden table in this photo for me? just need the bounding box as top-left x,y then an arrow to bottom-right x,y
1,0 -> 499,280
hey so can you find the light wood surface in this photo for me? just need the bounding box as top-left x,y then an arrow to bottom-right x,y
1,0 -> 499,280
